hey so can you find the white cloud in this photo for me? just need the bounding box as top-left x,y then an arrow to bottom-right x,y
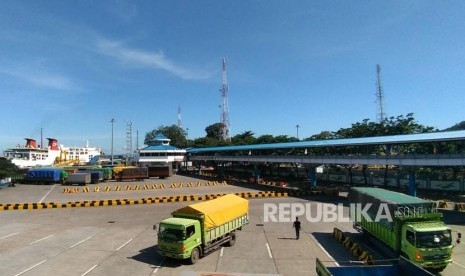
0,66 -> 78,91
96,38 -> 212,80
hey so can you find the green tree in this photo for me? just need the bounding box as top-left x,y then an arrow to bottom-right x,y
256,135 -> 276,144
205,123 -> 225,141
0,159 -> 18,178
144,125 -> 187,148
231,131 -> 256,145
191,137 -> 220,148
305,131 -> 334,141
444,121 -> 465,131
273,135 -> 298,143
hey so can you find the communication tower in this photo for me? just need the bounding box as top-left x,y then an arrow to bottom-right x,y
220,57 -> 230,141
136,130 -> 139,151
125,121 -> 133,160
376,64 -> 387,122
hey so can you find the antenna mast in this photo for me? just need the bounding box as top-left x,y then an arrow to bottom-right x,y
220,57 -> 230,141
125,121 -> 133,161
376,64 -> 386,122
177,106 -> 182,128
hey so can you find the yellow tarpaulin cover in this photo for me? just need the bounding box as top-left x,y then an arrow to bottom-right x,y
173,194 -> 248,230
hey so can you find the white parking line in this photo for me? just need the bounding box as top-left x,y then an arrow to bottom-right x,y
453,261 -> 465,269
81,264 -> 98,276
116,238 -> 133,251
13,259 -> 47,276
70,236 -> 93,248
38,184 -> 56,203
0,232 -> 20,240
265,243 -> 273,258
310,234 -> 339,267
152,260 -> 164,274
220,247 -> 224,257
30,234 -> 55,245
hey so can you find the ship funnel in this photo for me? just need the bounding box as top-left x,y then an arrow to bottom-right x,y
25,138 -> 37,148
47,138 -> 59,150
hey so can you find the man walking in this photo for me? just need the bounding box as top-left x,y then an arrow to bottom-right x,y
293,217 -> 301,240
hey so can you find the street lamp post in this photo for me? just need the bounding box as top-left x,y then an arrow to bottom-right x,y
296,124 -> 300,140
110,118 -> 115,165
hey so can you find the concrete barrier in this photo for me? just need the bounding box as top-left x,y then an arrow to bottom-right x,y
1,190 -> 320,211
437,200 -> 449,208
4,186 -> 338,212
455,202 -> 465,212
333,227 -> 375,265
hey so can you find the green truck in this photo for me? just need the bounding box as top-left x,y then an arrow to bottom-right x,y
156,194 -> 249,264
348,187 -> 456,272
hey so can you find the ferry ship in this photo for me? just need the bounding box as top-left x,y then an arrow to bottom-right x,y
3,138 -> 102,168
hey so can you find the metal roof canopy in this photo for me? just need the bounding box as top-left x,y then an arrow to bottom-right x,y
141,144 -> 183,151
187,130 -> 465,153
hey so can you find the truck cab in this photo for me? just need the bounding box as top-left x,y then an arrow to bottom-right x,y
157,218 -> 202,260
401,222 -> 453,271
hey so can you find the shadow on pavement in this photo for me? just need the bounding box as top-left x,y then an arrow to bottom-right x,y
440,209 -> 465,226
131,245 -> 183,268
311,232 -> 356,266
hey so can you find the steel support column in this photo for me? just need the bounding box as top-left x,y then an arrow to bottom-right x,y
254,164 -> 261,183
409,171 -> 416,197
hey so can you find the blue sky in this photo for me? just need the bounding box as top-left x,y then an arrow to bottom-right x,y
1,1 -> 465,154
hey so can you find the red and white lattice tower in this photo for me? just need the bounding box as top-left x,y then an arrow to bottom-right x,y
220,57 -> 230,141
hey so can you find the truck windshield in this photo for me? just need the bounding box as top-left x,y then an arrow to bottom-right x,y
416,230 -> 452,248
158,225 -> 184,242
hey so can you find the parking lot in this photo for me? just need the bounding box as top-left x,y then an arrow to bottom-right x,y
0,175 -> 464,275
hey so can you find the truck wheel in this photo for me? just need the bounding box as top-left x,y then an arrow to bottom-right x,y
434,266 -> 446,272
190,247 -> 200,264
227,232 -> 236,246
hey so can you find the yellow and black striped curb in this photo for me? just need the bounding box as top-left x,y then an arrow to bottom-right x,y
436,200 -> 449,209
333,228 -> 375,265
0,189 -> 331,211
455,202 -> 465,212
63,181 -> 228,194
435,200 -> 465,212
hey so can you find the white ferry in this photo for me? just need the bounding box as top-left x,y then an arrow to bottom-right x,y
61,140 -> 103,165
3,138 -> 102,168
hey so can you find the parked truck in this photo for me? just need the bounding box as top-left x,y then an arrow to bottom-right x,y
148,166 -> 172,179
115,167 -> 148,181
156,194 -> 249,264
66,172 -> 91,186
25,167 -> 67,184
316,256 -> 434,276
348,187 -> 456,272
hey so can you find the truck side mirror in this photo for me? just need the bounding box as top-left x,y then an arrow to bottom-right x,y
153,224 -> 157,231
